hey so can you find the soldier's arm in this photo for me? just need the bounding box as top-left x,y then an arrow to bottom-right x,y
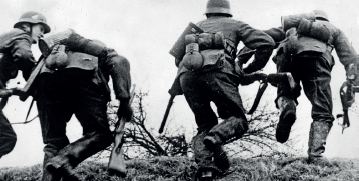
334,29 -> 358,70
11,39 -> 36,80
237,23 -> 276,74
237,27 -> 285,66
100,49 -> 131,101
100,49 -> 133,121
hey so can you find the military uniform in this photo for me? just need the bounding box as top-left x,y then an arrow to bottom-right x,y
34,36 -> 131,180
272,11 -> 358,162
0,28 -> 37,158
175,1 -> 275,178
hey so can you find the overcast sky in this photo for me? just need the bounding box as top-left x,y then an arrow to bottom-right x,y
0,0 -> 359,167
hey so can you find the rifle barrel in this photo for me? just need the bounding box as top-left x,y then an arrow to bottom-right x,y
159,95 -> 175,134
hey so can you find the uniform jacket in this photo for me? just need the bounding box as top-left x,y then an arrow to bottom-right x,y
0,28 -> 36,85
39,48 -> 131,101
176,16 -> 275,78
279,20 -> 358,70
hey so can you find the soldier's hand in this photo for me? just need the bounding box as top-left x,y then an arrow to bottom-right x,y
117,99 -> 133,122
346,63 -> 357,82
10,87 -> 22,96
234,61 -> 244,76
252,71 -> 267,81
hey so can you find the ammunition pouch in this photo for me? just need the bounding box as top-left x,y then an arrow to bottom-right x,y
182,32 -> 226,71
198,32 -> 226,50
200,49 -> 225,68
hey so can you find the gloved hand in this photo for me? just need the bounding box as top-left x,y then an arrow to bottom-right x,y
117,98 -> 133,122
240,71 -> 267,85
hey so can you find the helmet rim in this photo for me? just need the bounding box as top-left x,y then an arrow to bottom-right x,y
14,11 -> 51,33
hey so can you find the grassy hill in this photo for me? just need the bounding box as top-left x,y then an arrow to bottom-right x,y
1,156 -> 358,181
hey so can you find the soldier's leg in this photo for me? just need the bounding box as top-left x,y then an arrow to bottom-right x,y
300,56 -> 334,162
205,72 -> 248,146
0,111 -> 17,158
180,72 -> 221,178
36,73 -> 72,181
274,53 -> 301,143
307,120 -> 332,164
201,73 -> 248,172
45,69 -> 112,179
37,99 -> 71,181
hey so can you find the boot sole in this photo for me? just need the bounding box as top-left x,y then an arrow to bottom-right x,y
46,162 -> 80,180
203,136 -> 230,171
276,111 -> 296,143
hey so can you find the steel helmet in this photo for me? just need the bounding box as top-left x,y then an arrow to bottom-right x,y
205,0 -> 232,17
14,11 -> 51,34
313,10 -> 329,21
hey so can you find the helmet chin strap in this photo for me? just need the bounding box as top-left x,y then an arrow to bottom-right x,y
28,24 -> 37,44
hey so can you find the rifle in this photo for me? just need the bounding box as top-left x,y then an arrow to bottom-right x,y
338,79 -> 359,133
159,95 -> 175,134
108,84 -> 136,176
20,55 -> 46,101
247,72 -> 297,114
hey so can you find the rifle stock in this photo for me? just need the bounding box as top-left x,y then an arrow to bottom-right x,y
20,56 -> 46,101
159,95 -> 175,134
108,84 -> 136,176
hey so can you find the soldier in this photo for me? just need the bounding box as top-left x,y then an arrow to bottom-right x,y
0,11 -> 50,159
272,10 -> 358,164
173,0 -> 275,180
32,32 -> 132,181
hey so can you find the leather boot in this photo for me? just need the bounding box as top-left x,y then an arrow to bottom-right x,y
276,96 -> 297,143
307,121 -> 332,164
45,132 -> 112,180
203,117 -> 248,171
42,151 -> 61,181
192,131 -> 220,178
204,116 -> 248,147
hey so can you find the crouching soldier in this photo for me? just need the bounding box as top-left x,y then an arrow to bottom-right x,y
169,0 -> 275,180
0,11 -> 50,159
29,31 -> 132,181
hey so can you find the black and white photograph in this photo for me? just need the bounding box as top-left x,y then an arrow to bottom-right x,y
0,0 -> 358,180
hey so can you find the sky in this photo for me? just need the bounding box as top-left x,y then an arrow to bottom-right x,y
0,0 -> 359,167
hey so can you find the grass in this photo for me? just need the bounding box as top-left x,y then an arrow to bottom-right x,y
1,157 -> 358,181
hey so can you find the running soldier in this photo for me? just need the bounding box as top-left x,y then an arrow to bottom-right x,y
171,0 -> 275,180
272,10 -> 358,164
